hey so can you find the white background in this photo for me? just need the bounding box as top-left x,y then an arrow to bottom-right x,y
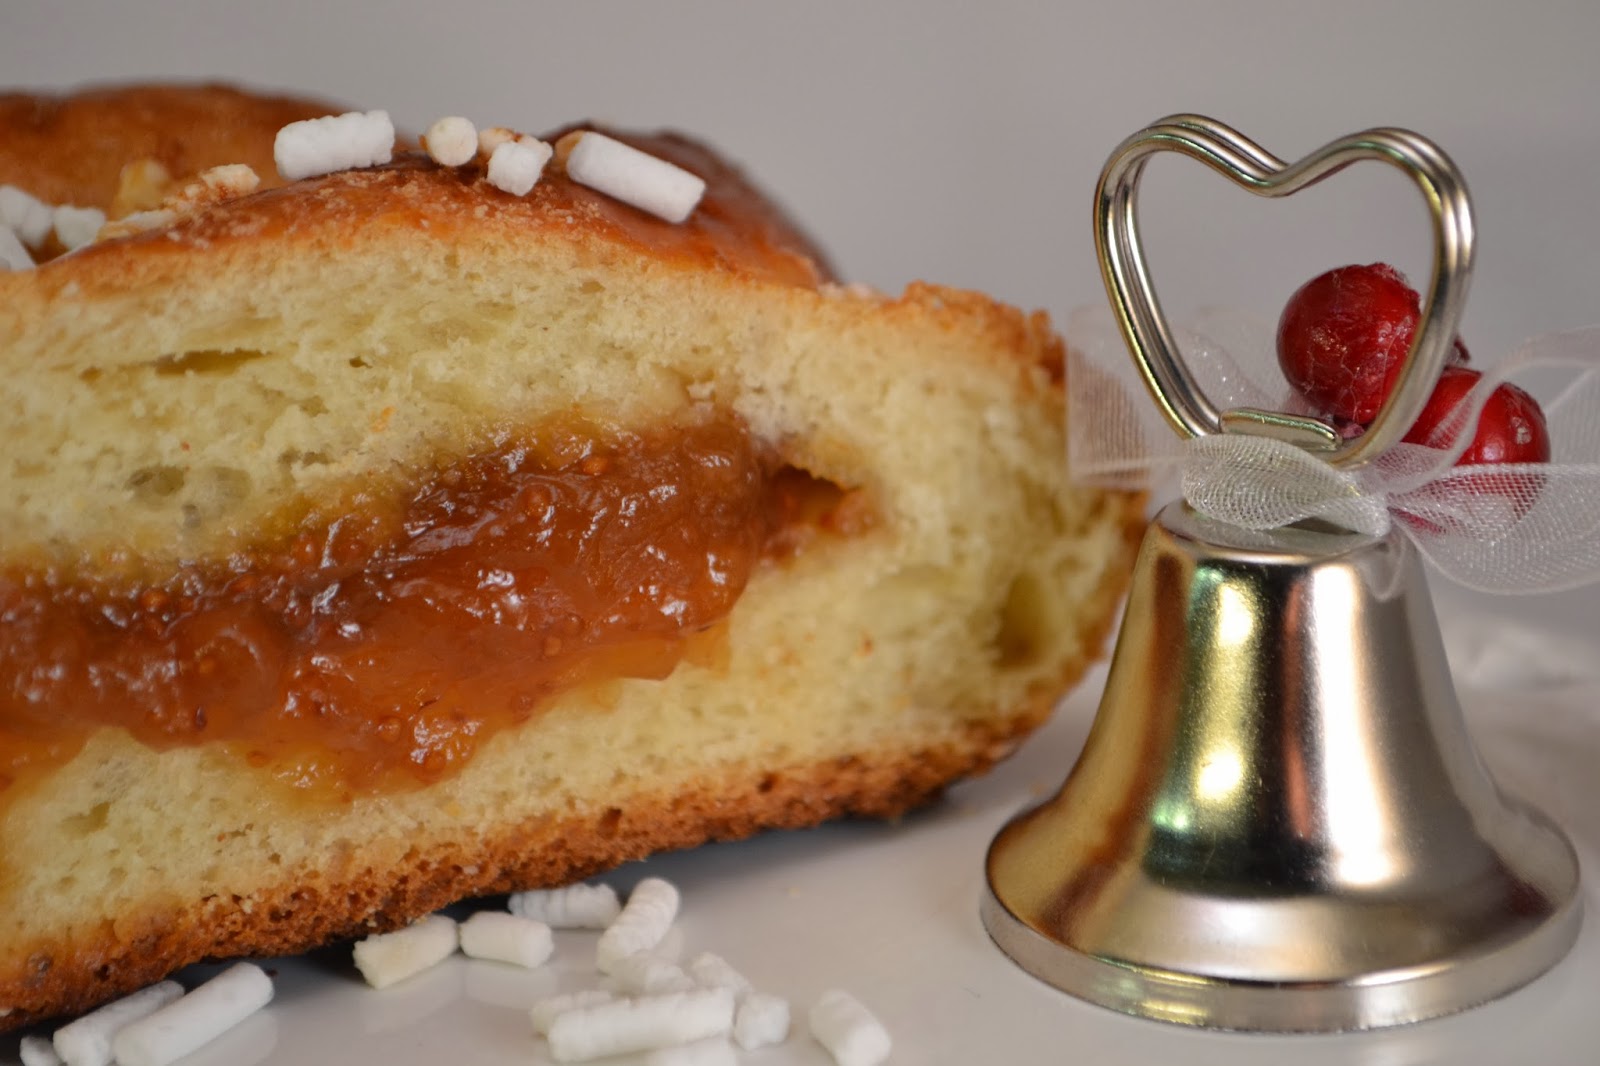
4,3 -> 1600,1063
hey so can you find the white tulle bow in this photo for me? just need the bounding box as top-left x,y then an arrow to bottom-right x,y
1066,306 -> 1600,593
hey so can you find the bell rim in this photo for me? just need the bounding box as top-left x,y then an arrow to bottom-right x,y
980,832 -> 1584,1033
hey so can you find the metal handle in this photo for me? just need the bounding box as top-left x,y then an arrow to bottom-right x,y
1093,114 -> 1475,469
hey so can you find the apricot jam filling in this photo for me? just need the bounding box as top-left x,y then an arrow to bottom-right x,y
0,413 -> 869,799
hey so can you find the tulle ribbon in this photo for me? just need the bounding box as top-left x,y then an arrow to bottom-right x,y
1065,306 -> 1600,593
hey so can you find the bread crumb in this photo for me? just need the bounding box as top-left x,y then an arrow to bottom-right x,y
110,159 -> 175,218
97,209 -> 177,242
190,164 -> 260,202
821,282 -> 885,302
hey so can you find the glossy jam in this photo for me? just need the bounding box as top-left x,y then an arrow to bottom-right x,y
0,415 -> 860,799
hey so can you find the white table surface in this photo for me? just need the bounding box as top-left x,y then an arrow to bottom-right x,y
4,3 -> 1600,1062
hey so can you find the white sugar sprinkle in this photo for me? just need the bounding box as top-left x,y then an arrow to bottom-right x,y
425,116 -> 479,167
111,964 -> 272,1066
52,205 -> 107,251
19,1034 -> 62,1066
564,131 -> 705,223
353,914 -> 459,989
51,979 -> 183,1066
458,911 -> 554,968
274,110 -> 395,181
607,953 -> 697,996
685,953 -> 751,998
617,1038 -> 739,1066
0,184 -> 54,246
510,882 -> 621,929
597,877 -> 680,974
547,987 -> 734,1062
0,224 -> 34,270
733,992 -> 790,1051
487,137 -> 553,196
808,989 -> 890,1066
531,990 -> 618,1036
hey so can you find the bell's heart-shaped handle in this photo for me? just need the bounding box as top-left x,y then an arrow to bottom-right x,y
1094,114 -> 1475,469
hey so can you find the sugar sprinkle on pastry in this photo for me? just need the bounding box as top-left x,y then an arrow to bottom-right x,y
424,116 -> 479,167
487,136 -> 554,196
274,109 -> 395,181
564,130 -> 707,222
0,184 -> 53,246
52,205 -> 107,251
0,222 -> 33,270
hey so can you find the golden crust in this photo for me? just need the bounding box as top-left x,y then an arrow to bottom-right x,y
0,82 -> 343,210
0,81 -> 832,281
37,142 -> 830,291
3,123 -> 832,304
0,711 -> 1030,1029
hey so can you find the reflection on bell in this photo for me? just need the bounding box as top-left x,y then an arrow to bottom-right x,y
981,502 -> 1582,1032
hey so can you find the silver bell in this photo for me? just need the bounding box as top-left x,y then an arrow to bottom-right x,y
982,502 -> 1581,1031
981,116 -> 1583,1032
